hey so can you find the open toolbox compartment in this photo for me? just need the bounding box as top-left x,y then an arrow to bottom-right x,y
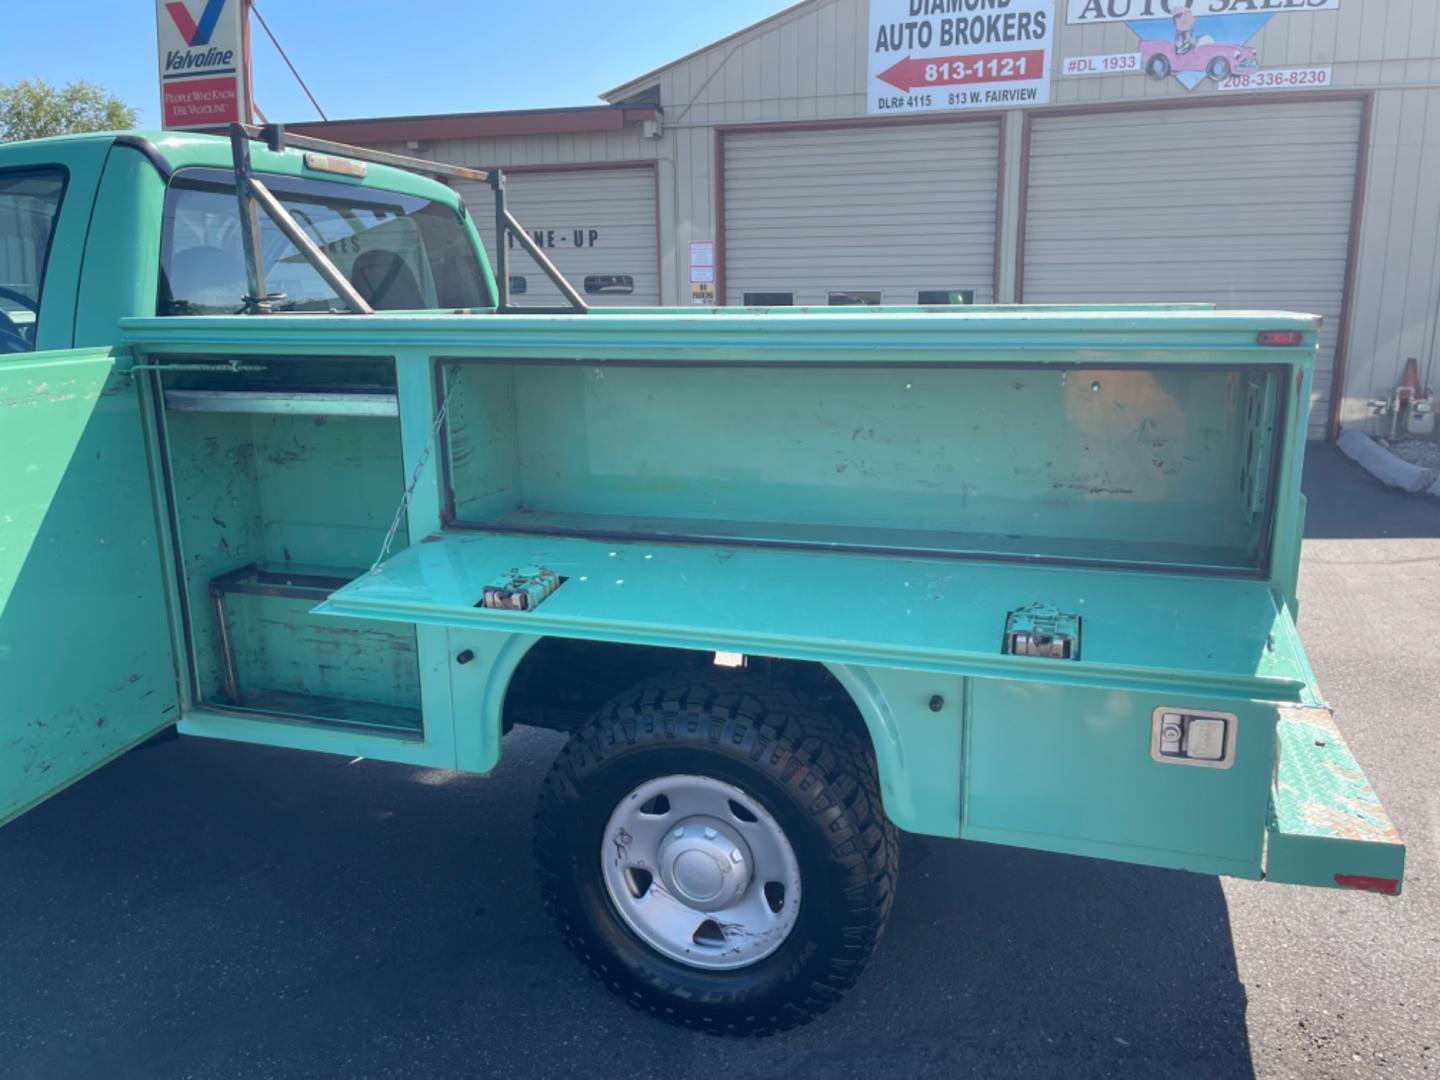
438,359 -> 1285,575
312,353 -> 1301,699
150,349 -> 1294,731
156,358 -> 422,735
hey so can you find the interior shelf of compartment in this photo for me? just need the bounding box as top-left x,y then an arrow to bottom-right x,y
316,529 -> 1309,701
207,563 -> 417,730
164,388 -> 398,416
439,360 -> 1283,575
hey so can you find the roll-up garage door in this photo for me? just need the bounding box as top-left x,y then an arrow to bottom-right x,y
723,121 -> 1001,307
457,167 -> 658,307
1022,100 -> 1362,439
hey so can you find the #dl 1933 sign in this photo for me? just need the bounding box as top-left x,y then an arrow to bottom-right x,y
868,0 -> 1054,115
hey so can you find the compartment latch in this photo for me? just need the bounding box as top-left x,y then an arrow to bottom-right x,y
480,565 -> 563,612
1150,708 -> 1237,769
1002,604 -> 1081,660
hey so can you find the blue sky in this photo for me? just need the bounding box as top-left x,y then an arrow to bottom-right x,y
0,1 -> 790,125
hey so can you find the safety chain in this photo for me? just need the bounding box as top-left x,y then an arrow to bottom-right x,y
370,365 -> 459,573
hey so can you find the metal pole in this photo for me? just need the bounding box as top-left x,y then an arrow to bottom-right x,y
247,177 -> 373,314
210,591 -> 241,704
491,170 -> 510,310
504,208 -> 588,312
240,0 -> 256,124
228,123 -> 269,313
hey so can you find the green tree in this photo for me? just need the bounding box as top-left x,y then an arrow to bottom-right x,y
0,78 -> 138,143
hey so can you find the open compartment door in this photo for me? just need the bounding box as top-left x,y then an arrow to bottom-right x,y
1,348 -> 177,825
1266,706 -> 1405,895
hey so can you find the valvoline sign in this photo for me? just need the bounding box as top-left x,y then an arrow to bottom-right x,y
155,0 -> 249,129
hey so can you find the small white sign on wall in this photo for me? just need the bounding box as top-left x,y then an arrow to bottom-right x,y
867,0 -> 1054,115
689,241 -> 716,284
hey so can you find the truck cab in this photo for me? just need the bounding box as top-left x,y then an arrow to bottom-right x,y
0,127 -> 1405,1036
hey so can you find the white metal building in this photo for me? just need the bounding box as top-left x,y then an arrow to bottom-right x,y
296,0 -> 1440,440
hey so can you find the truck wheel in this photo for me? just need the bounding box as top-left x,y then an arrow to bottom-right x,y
533,672 -> 898,1035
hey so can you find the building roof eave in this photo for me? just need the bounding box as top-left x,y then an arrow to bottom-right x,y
287,104 -> 659,144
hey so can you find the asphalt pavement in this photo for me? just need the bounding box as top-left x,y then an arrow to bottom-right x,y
0,445 -> 1436,1079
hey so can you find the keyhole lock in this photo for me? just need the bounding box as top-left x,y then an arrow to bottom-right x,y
456,649 -> 475,665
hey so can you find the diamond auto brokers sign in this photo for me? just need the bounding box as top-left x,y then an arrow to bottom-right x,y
868,0 -> 1054,114
156,0 -> 249,129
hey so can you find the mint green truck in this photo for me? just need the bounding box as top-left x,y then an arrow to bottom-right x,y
0,125 -> 1405,1035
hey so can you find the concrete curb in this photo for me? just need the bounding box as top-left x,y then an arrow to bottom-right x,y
1336,429 -> 1438,494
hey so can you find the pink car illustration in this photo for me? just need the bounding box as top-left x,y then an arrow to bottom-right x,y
1141,38 -> 1259,81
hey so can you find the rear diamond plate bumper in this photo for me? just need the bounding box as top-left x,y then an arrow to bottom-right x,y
1266,706 -> 1405,895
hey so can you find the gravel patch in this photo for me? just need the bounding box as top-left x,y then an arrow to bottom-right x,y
1379,436 -> 1440,471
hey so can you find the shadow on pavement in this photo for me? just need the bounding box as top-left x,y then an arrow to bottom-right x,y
0,730 -> 1253,1080
1302,443 -> 1440,540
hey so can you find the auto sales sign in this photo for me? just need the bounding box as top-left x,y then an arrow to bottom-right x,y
1067,0 -> 1339,21
868,0 -> 1055,114
156,0 -> 249,129
1061,0 -> 1338,91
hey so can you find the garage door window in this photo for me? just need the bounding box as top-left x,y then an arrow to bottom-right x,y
829,291 -> 881,306
585,274 -> 634,296
918,290 -> 975,305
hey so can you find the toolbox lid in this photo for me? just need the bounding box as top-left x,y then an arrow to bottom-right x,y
315,530 -> 1311,702
120,305 -> 1323,366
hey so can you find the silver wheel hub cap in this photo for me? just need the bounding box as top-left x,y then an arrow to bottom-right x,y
659,818 -> 750,909
602,774 -> 802,971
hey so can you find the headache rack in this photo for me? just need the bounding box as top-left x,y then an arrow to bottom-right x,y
227,122 -> 587,316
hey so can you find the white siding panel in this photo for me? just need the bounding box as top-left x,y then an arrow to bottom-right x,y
1023,101 -> 1363,439
1342,86 -> 1440,431
724,122 -> 1000,306
456,168 -> 658,307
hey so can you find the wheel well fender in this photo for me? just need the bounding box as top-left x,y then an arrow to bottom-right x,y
482,636 -> 962,838
824,663 -> 962,838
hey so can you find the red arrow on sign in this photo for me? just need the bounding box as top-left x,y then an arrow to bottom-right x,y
877,51 -> 1044,92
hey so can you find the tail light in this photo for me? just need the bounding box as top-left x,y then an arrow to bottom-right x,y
1258,330 -> 1304,346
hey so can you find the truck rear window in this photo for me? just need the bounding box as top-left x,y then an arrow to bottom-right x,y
0,168 -> 65,354
158,168 -> 488,315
